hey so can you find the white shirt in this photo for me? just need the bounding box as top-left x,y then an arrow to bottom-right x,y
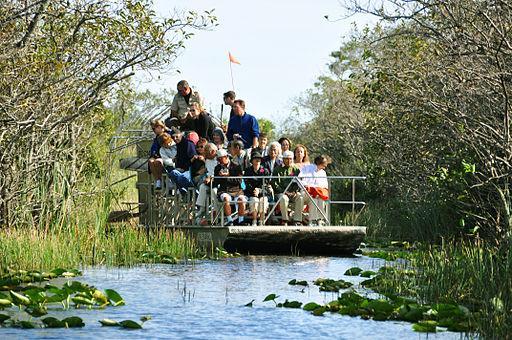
205,158 -> 218,176
299,164 -> 328,189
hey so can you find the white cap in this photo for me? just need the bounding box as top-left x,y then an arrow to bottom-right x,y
216,149 -> 228,158
282,150 -> 294,159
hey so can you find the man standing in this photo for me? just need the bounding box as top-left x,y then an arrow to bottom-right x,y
223,90 -> 236,119
226,99 -> 259,149
169,80 -> 204,119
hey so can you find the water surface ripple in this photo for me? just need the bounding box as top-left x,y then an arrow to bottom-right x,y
3,255 -> 467,339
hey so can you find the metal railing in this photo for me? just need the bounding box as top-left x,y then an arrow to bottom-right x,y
146,174 -> 366,227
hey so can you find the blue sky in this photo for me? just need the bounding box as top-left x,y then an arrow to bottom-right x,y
137,0 -> 375,123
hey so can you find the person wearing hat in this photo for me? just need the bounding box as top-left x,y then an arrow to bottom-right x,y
271,150 -> 303,226
169,127 -> 197,193
213,148 -> 246,226
244,151 -> 272,226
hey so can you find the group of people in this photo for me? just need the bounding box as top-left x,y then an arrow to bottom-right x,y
147,80 -> 332,227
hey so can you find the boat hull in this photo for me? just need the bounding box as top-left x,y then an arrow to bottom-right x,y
174,225 -> 366,255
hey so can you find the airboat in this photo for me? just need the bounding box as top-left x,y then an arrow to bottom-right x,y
105,105 -> 366,255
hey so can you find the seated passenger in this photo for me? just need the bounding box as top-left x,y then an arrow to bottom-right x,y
293,144 -> 310,170
278,137 -> 291,155
195,143 -> 218,219
262,141 -> 282,173
157,133 -> 177,172
271,151 -> 303,226
188,102 -> 214,140
212,127 -> 228,150
244,152 -> 271,226
190,138 -> 208,187
213,149 -> 246,226
299,155 -> 332,226
169,127 -> 197,194
148,119 -> 170,190
229,139 -> 250,172
251,132 -> 269,157
166,109 -> 195,134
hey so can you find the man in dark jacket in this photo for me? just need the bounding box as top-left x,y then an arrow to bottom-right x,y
169,127 -> 197,193
213,149 -> 246,226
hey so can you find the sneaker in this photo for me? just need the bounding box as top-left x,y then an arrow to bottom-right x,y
155,180 -> 162,190
259,219 -> 264,226
252,219 -> 257,226
318,220 -> 326,226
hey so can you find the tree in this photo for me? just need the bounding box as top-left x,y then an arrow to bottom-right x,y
0,0 -> 216,227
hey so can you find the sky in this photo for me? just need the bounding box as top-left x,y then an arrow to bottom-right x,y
137,0 -> 376,124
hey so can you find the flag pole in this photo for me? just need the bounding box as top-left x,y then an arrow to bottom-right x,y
230,60 -> 235,91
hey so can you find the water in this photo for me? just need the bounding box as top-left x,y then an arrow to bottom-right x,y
2,255 -> 468,339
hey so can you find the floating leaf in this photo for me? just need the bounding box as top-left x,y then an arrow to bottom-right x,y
0,299 -> 13,307
50,269 -> 66,276
43,317 -> 65,328
99,319 -> 119,326
119,320 -> 142,329
303,302 -> 320,311
19,320 -> 35,328
105,289 -> 125,306
359,271 -> 376,278
25,306 -> 48,317
282,300 -> 302,308
72,296 -> 94,306
9,290 -> 30,306
344,267 -> 363,276
62,316 -> 85,328
245,299 -> 254,307
263,294 -> 279,302
0,314 -> 10,323
313,307 -> 326,316
413,320 -> 437,332
140,315 -> 152,323
92,289 -> 108,304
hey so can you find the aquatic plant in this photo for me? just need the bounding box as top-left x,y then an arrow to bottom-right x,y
0,272 -> 125,329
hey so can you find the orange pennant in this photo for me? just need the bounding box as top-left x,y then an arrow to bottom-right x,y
229,51 -> 241,65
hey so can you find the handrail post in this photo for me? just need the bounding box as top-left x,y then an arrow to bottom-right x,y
352,178 -> 356,225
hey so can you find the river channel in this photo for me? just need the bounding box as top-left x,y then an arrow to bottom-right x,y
3,255 -> 469,339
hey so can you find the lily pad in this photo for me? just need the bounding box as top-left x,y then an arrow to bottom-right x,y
9,290 -> 30,306
413,320 -> 437,333
119,320 -> 142,329
303,302 -> 321,311
62,316 -> 85,328
99,319 -> 120,326
105,289 -> 125,306
42,317 -> 65,328
282,300 -> 302,308
344,267 -> 363,276
263,294 -> 279,302
0,314 -> 10,323
359,271 -> 376,278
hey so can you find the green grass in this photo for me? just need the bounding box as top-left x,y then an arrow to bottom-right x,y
0,190 -> 202,272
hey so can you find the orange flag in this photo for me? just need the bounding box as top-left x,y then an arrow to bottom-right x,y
229,51 -> 241,65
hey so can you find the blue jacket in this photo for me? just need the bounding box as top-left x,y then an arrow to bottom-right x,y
226,113 -> 259,149
150,131 -> 172,157
262,156 -> 283,174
